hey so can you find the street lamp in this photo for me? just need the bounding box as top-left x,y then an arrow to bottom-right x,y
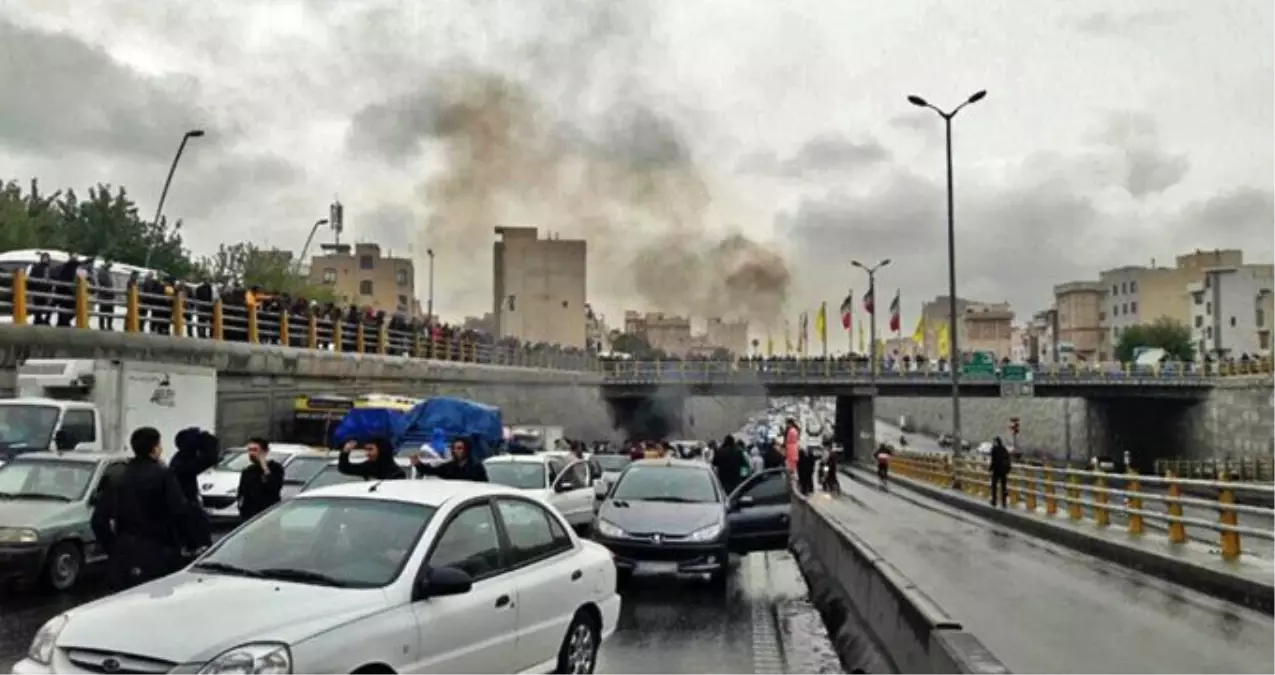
907,89 -> 986,455
144,129 -> 205,269
851,258 -> 891,381
426,248 -> 436,325
294,218 -> 331,275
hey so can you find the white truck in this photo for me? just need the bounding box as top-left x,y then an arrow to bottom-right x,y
508,425 -> 567,454
0,359 -> 217,460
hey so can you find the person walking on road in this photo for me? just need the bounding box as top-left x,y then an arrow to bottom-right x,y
237,437 -> 285,520
712,435 -> 746,495
169,428 -> 221,553
783,419 -> 800,475
989,437 -> 1012,507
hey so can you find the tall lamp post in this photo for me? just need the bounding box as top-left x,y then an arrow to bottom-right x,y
852,259 -> 891,382
294,218 -> 330,275
906,89 -> 986,456
144,129 -> 205,269
426,248 -> 436,324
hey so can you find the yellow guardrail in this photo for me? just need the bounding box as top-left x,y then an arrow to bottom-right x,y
0,270 -> 597,371
889,451 -> 1275,561
601,358 -> 1272,379
1154,458 -> 1275,483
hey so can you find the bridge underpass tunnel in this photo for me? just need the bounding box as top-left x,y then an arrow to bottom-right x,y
834,395 -> 876,463
1089,396 -> 1201,472
605,389 -> 687,441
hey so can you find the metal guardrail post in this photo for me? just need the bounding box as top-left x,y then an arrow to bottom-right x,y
172,292 -> 186,337
353,322 -> 365,353
74,277 -> 90,329
411,330 -> 422,358
212,300 -> 224,340
126,284 -> 141,333
1025,466 -> 1038,512
1066,474 -> 1082,520
11,270 -> 28,324
247,303 -> 260,344
332,320 -> 343,353
308,315 -> 318,349
278,311 -> 289,346
1218,478 -> 1241,560
378,323 -> 388,355
1166,474 -> 1186,544
1093,473 -> 1109,527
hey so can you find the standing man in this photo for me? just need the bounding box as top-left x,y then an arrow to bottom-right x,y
90,427 -> 189,590
237,438 -> 285,520
988,437 -> 1012,508
95,262 -> 115,330
412,438 -> 488,482
783,419 -> 801,475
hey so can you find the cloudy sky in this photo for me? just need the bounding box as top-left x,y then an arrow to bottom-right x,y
1,0 -> 1271,335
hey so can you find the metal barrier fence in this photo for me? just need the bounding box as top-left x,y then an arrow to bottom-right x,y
1153,457 -> 1275,483
0,270 -> 597,371
602,358 -> 1271,379
888,451 -> 1275,561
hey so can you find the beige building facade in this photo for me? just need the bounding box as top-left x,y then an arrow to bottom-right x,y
493,227 -> 587,349
1053,281 -> 1106,361
915,296 -> 1015,360
308,243 -> 419,317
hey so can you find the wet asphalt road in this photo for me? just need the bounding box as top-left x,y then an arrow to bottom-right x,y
0,550 -> 841,674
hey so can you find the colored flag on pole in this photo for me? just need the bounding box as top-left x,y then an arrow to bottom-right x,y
911,316 -> 925,345
785,320 -> 794,354
857,319 -> 865,353
863,287 -> 875,314
799,312 -> 810,355
815,302 -> 828,355
839,291 -> 854,329
888,290 -> 901,333
937,321 -> 950,357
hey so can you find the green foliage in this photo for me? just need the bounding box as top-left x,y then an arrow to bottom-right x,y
199,242 -> 337,302
609,331 -> 669,359
1114,317 -> 1195,363
0,178 -> 195,277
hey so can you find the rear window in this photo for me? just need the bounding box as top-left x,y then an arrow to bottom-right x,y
485,461 -> 547,490
611,465 -> 719,504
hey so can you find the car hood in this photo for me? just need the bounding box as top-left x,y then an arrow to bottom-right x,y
597,500 -> 722,536
0,500 -> 81,529
56,571 -> 390,664
199,469 -> 239,495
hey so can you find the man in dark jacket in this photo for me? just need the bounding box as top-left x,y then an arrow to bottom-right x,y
413,438 -> 488,482
989,437 -> 1012,508
90,426 -> 189,590
28,253 -> 51,325
53,255 -> 80,327
712,435 -> 746,496
339,437 -> 407,480
169,428 -> 221,550
237,437 -> 285,520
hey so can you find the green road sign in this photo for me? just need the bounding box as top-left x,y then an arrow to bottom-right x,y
1001,364 -> 1030,382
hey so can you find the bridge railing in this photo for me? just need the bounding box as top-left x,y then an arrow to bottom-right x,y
1153,457 -> 1275,483
889,450 -> 1275,561
601,358 -> 1265,380
0,270 -> 598,371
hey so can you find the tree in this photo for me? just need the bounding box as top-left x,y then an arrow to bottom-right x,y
610,331 -> 667,359
199,242 -> 337,302
1114,317 -> 1195,363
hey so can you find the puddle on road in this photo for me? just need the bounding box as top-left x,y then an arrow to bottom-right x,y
776,596 -> 846,674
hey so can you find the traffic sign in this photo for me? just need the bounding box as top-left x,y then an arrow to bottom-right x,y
1001,364 -> 1031,382
1000,382 -> 1034,397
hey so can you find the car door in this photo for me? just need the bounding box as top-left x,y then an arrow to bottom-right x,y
411,500 -> 519,673
83,461 -> 126,563
493,497 -> 579,672
550,461 -> 592,526
726,469 -> 791,553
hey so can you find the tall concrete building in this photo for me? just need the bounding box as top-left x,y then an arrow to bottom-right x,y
1188,264 -> 1274,358
1099,249 -> 1245,347
916,296 -> 1015,360
493,227 -> 587,349
704,317 -> 750,356
308,243 -> 419,317
623,311 -> 693,355
1053,281 -> 1106,362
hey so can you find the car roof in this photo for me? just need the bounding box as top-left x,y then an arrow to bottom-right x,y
629,458 -> 711,470
7,451 -> 128,463
299,477 -> 527,507
485,454 -> 549,465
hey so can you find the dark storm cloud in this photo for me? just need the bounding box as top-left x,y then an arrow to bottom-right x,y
738,134 -> 891,177
1089,111 -> 1189,198
345,89 -> 449,164
1073,10 -> 1176,36
0,18 -> 217,160
163,152 -> 306,223
1170,187 -> 1275,251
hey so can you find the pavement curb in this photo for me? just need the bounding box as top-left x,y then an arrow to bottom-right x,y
875,469 -> 1275,615
789,493 -> 1011,674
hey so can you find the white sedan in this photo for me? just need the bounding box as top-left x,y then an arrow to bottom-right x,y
484,454 -> 597,528
17,480 -> 621,674
198,444 -> 331,520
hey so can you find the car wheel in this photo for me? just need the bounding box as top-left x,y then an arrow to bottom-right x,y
43,541 -> 83,592
554,609 -> 600,674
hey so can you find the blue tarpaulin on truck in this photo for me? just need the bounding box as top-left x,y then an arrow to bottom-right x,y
399,397 -> 503,462
331,408 -> 409,449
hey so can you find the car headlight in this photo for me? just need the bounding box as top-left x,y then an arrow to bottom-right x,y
686,523 -> 724,542
28,614 -> 68,665
198,642 -> 292,674
0,527 -> 40,544
594,519 -> 628,539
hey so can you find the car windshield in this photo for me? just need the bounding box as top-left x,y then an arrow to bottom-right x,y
0,405 -> 59,450
484,461 -> 547,490
610,465 -> 719,503
593,456 -> 631,472
221,450 -> 292,471
193,497 -> 435,588
0,459 -> 97,502
301,465 -> 360,492
283,456 -> 330,484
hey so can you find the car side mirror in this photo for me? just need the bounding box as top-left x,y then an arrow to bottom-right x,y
416,565 -> 473,600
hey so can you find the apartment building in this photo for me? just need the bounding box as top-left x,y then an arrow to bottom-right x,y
705,317 -> 750,356
623,311 -> 694,356
1053,281 -> 1106,361
493,227 -> 587,349
308,242 -> 419,317
1100,249 -> 1245,348
916,296 -> 1015,360
1188,265 -> 1274,358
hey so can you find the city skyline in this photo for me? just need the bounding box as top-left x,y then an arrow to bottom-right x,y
0,0 -> 1269,327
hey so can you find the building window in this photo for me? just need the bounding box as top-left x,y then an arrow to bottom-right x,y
1206,302 -> 1212,315
1129,301 -> 1137,314
1230,316 -> 1237,327
1194,315 -> 1203,328
1112,305 -> 1119,317
1121,302 -> 1128,314
1111,284 -> 1119,296
1206,326 -> 1213,339
396,269 -> 409,286
1261,333 -> 1271,350
321,268 -> 337,284
397,294 -> 408,309
360,255 -> 374,270
359,280 -> 373,295
1098,311 -> 1105,321
1129,280 -> 1137,293
1121,282 -> 1127,294
1194,293 -> 1203,305
1258,309 -> 1266,328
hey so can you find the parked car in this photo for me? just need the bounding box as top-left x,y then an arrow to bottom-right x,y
198,444 -> 329,522
484,454 -> 597,528
590,454 -> 632,501
0,451 -> 129,591
298,454 -> 416,493
16,480 -> 622,674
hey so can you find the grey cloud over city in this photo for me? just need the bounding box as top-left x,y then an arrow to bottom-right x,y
0,0 -> 1270,328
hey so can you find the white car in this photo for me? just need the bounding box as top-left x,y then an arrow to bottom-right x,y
17,480 -> 621,674
198,444 -> 331,521
484,454 -> 597,528
299,455 -> 418,493
589,455 -> 633,500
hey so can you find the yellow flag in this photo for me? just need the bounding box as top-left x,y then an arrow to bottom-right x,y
911,315 -> 925,345
816,302 -> 827,354
857,320 -> 865,353
937,321 -> 950,357
766,332 -> 774,357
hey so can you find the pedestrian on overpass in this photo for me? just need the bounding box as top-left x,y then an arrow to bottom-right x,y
989,437 -> 1012,507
